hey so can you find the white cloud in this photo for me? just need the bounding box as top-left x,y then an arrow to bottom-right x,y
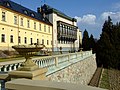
74,14 -> 100,38
101,12 -> 120,22
113,2 -> 120,10
75,14 -> 96,25
74,11 -> 120,38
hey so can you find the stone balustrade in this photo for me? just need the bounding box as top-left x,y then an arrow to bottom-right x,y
46,51 -> 97,85
0,50 -> 95,90
0,63 -> 22,72
0,50 -> 92,74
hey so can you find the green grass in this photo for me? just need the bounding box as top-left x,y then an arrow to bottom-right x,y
99,69 -> 109,89
0,56 -> 25,62
0,55 -> 43,62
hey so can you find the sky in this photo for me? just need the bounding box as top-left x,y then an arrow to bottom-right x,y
12,0 -> 120,39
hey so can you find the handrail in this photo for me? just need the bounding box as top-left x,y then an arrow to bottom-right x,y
0,50 -> 93,73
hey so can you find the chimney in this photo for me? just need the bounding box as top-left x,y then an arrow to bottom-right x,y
37,7 -> 42,13
72,18 -> 75,25
43,13 -> 46,18
37,7 -> 46,18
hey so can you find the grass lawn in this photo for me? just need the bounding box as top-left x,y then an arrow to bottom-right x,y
0,55 -> 43,62
0,57 -> 25,62
99,69 -> 109,89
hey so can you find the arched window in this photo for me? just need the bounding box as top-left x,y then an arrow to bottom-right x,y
23,10 -> 28,14
31,13 -> 35,17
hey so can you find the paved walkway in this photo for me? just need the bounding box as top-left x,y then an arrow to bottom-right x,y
88,67 -> 103,87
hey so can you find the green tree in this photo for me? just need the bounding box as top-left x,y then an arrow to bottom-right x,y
89,34 -> 96,53
96,16 -> 120,69
111,22 -> 120,69
102,16 -> 113,43
97,32 -> 114,68
82,29 -> 90,51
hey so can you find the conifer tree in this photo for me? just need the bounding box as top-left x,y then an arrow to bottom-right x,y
102,16 -> 113,42
82,29 -> 90,51
97,32 -> 114,68
89,34 -> 96,53
96,16 -> 120,69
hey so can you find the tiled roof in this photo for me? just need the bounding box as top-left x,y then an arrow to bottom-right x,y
0,0 -> 52,25
41,4 -> 77,22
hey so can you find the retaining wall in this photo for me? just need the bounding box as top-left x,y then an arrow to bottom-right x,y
47,54 -> 97,85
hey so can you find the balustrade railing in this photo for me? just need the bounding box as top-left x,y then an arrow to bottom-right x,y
0,50 -> 93,90
0,63 -> 22,72
0,50 -> 93,73
0,80 -> 5,90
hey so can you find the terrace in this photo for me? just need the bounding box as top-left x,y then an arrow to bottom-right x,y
0,50 -> 106,90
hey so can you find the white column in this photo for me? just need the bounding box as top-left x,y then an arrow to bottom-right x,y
13,64 -> 17,70
9,65 -> 13,71
3,65 -> 8,72
55,57 -> 58,67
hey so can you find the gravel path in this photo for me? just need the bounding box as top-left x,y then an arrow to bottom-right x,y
88,67 -> 103,87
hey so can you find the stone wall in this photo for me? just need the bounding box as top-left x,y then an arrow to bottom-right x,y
47,55 -> 97,85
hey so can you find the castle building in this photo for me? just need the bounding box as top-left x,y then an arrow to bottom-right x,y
0,0 -> 52,50
0,0 -> 82,52
39,4 -> 82,52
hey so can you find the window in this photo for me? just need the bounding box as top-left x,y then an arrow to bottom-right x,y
42,39 -> 44,44
6,2 -> 10,7
37,39 -> 39,44
2,12 -> 6,21
67,26 -> 69,35
31,13 -> 35,17
27,20 -> 30,28
51,41 -> 52,45
20,18 -> 23,26
60,24 -> 63,32
10,35 -> 13,43
65,26 -> 67,34
14,16 -> 17,24
30,38 -> 33,45
48,26 -> 50,33
34,22 -> 36,29
18,36 -> 21,43
47,40 -> 49,45
44,25 -> 46,32
63,25 -> 65,34
39,24 -> 41,31
1,34 -> 5,42
24,37 -> 27,44
24,10 -> 28,14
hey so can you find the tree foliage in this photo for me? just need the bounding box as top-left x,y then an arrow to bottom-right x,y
96,16 -> 120,69
89,34 -> 96,53
82,29 -> 90,51
82,30 -> 96,53
82,16 -> 120,69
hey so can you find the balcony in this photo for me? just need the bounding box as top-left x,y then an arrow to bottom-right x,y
57,21 -> 77,42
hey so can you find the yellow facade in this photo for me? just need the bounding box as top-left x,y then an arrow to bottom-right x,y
0,6 -> 52,50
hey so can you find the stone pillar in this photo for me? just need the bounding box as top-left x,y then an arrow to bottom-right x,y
55,57 -> 58,67
8,58 -> 47,80
8,68 -> 47,80
68,54 -> 70,62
